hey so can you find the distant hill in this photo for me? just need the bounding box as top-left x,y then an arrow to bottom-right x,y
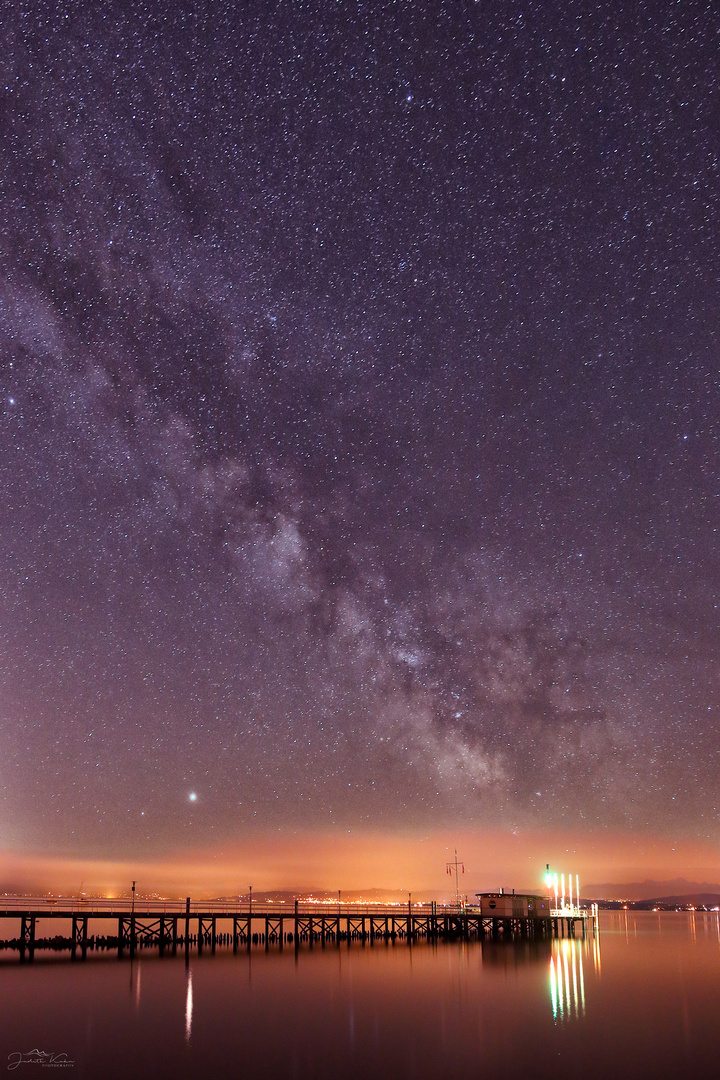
629,893 -> 720,910
585,877 -> 720,902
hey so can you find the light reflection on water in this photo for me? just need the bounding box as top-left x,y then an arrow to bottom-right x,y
2,913 -> 720,1079
185,966 -> 192,1043
548,935 -> 597,1022
131,957 -> 141,1009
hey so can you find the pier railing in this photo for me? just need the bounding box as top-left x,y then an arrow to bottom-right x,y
550,903 -> 599,920
0,896 -> 466,917
0,897 -> 601,918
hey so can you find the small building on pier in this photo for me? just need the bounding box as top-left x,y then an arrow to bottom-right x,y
475,892 -> 551,918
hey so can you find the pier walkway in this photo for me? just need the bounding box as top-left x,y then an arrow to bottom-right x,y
0,896 -> 597,959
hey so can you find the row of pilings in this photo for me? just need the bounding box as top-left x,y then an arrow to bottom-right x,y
1,925 -> 456,956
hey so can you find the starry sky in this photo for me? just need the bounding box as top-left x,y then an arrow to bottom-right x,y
1,0 -> 719,896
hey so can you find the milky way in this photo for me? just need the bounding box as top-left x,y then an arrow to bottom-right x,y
1,1 -> 718,867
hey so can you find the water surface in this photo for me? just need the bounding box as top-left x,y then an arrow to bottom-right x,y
2,912 -> 719,1079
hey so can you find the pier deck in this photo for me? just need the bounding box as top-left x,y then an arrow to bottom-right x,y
0,897 -> 597,959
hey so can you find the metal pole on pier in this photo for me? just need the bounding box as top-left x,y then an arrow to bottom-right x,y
446,850 -> 465,909
130,881 -> 137,952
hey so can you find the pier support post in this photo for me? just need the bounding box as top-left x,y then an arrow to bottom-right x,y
20,914 -> 36,961
71,915 -> 88,959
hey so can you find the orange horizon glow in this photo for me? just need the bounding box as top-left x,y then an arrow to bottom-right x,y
2,827 -> 719,899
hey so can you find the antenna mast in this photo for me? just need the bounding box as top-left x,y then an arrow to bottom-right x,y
446,849 -> 465,909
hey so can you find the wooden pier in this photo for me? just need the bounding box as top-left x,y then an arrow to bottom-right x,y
0,897 -> 597,960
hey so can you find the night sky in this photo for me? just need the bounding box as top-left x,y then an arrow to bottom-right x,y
1,1 -> 719,895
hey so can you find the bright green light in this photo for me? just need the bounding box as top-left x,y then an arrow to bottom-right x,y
544,863 -> 553,889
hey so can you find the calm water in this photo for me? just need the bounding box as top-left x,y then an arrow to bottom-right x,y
2,912 -> 720,1079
